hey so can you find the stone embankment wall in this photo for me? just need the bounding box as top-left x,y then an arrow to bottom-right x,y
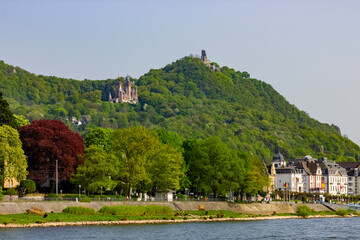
0,201 -> 330,215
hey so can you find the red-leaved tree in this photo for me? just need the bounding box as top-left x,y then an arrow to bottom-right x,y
19,120 -> 84,191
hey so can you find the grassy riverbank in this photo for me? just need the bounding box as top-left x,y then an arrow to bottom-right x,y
0,205 -> 357,227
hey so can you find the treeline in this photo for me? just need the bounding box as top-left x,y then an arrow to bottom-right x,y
0,57 -> 359,163
1,91 -> 269,197
72,127 -> 269,198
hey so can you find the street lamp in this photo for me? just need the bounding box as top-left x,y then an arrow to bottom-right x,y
79,185 -> 81,199
101,186 -> 103,196
56,160 -> 58,195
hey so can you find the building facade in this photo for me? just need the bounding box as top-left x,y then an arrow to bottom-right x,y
319,159 -> 348,195
275,167 -> 303,192
109,75 -> 138,104
338,162 -> 360,196
292,156 -> 324,193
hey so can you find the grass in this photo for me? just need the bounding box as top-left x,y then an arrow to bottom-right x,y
99,205 -> 173,216
0,205 -> 357,226
62,207 -> 96,215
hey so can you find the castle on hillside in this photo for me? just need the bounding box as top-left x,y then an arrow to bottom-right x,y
201,50 -> 220,71
109,75 -> 138,104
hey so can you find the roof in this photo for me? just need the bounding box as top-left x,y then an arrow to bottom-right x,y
275,166 -> 300,174
295,162 -> 311,175
337,162 -> 360,169
307,162 -> 320,175
272,152 -> 285,163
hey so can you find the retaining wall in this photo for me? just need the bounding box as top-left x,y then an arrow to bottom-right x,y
0,201 -> 330,215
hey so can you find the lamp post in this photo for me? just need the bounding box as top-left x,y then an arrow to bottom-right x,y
79,185 -> 81,199
56,160 -> 58,195
101,186 -> 103,196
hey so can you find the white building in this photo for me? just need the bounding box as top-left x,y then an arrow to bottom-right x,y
338,162 -> 360,196
275,167 -> 303,192
319,158 -> 348,195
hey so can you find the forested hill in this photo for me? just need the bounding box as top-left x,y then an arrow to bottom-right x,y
0,57 -> 359,163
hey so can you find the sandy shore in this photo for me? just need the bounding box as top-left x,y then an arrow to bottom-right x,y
0,215 -> 357,228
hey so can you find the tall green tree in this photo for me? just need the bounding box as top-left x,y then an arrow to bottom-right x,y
186,136 -> 236,197
239,156 -> 269,199
0,92 -> 18,129
111,126 -> 160,196
147,144 -> 183,191
0,125 -> 28,187
84,127 -> 114,152
111,126 -> 184,196
71,145 -> 119,193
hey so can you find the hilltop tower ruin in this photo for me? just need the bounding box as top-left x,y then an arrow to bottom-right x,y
200,50 -> 220,71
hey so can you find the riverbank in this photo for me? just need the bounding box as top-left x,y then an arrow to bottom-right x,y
0,214 -> 358,228
0,201 -> 330,215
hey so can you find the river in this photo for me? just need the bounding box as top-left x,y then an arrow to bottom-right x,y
0,217 -> 358,239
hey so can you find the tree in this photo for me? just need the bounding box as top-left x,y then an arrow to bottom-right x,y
186,137 -> 235,197
111,126 -> 183,196
111,126 -> 160,196
19,120 -> 84,191
0,125 -> 28,187
239,156 -> 269,199
84,127 -> 114,152
71,145 -> 119,193
14,114 -> 30,127
0,92 -> 18,129
147,144 -> 183,191
19,180 -> 36,195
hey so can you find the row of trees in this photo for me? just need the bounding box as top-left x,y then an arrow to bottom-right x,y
1,90 -> 268,198
70,126 -> 269,199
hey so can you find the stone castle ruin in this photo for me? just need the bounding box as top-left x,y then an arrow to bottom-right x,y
201,50 -> 220,71
109,75 -> 138,104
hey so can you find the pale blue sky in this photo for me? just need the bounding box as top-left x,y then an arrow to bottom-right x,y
1,0 -> 360,145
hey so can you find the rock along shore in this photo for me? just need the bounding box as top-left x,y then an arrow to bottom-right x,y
0,215 -> 357,229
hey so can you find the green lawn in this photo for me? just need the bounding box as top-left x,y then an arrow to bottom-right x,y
0,206 -> 353,225
0,207 -> 258,225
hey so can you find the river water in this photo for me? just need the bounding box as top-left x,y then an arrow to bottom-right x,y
0,218 -> 358,239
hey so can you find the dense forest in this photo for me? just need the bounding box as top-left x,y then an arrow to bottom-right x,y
1,57 -> 359,163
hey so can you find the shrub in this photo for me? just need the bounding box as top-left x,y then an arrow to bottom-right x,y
45,193 -> 59,200
336,209 -> 349,217
296,205 -> 311,218
62,194 -> 86,200
80,196 -> 91,202
0,187 -> 3,201
19,180 -> 36,194
301,196 -> 308,204
63,207 -> 96,215
4,188 -> 17,195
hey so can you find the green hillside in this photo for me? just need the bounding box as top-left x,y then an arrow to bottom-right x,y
0,57 -> 359,163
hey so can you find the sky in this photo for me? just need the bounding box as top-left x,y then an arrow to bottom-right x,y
1,0 -> 360,145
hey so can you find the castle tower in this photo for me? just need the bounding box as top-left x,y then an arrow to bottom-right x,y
125,75 -> 131,98
201,50 -> 207,63
201,50 -> 211,66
